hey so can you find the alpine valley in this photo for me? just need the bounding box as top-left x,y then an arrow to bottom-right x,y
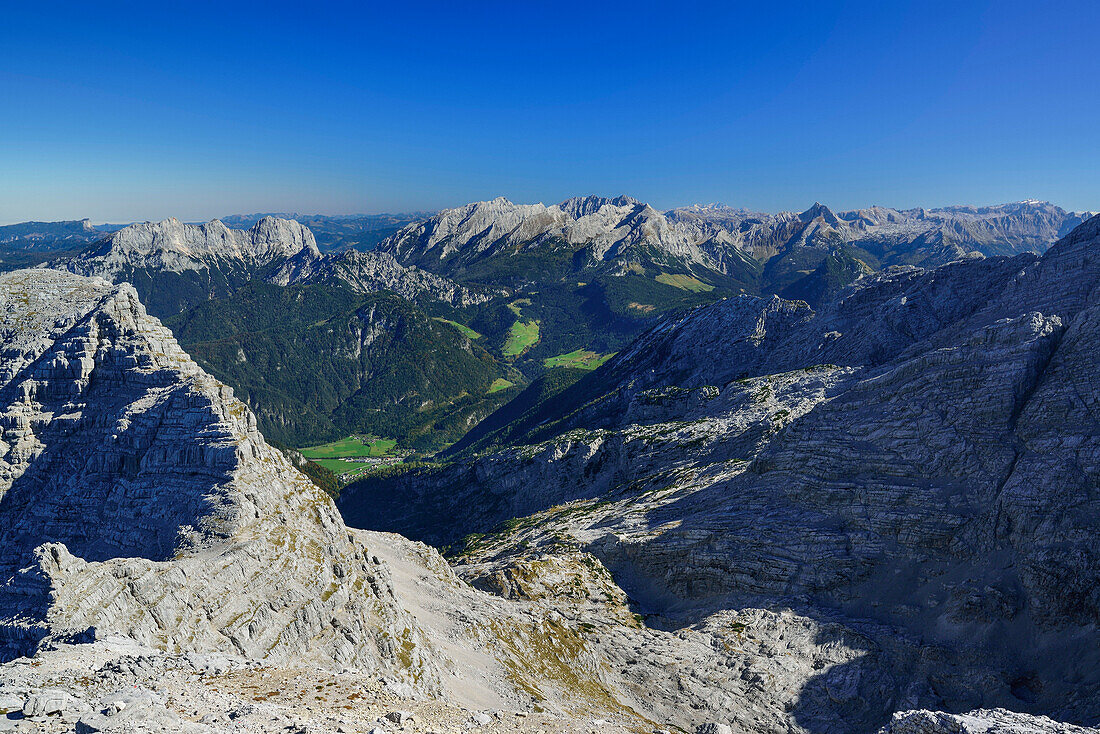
0,195 -> 1098,734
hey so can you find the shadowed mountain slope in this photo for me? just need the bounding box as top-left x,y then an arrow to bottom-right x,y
341,215 -> 1100,728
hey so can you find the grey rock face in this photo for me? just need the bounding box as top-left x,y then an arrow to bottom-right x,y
60,216 -> 319,277
378,196 -> 1090,277
0,269 -> 438,689
696,724 -> 734,734
349,215 -> 1100,728
48,216 -> 324,317
879,708 -> 1098,734
271,248 -> 496,306
22,688 -> 89,717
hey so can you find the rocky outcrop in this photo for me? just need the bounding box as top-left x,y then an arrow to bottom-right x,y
271,248 -> 497,306
52,217 -> 321,316
61,217 -> 319,277
878,708 -> 1097,734
0,269 -> 438,687
49,215 -> 498,316
345,215 -> 1100,729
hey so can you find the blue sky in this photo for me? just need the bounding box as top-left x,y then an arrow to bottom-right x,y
1,1 -> 1097,223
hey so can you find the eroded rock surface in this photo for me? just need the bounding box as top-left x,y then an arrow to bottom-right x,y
379,196 -> 1091,277
5,227 -> 1098,733
344,216 -> 1100,730
51,217 -> 320,316
272,248 -> 498,307
879,708 -> 1097,734
60,217 -> 318,277
0,269 -> 437,687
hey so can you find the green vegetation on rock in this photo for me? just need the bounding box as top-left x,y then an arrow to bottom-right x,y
167,282 -> 516,451
654,272 -> 715,292
543,349 -> 614,370
432,317 -> 482,340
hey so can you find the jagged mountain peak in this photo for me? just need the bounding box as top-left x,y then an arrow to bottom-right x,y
60,216 -> 319,275
557,194 -> 641,218
380,195 -> 1091,283
799,202 -> 840,225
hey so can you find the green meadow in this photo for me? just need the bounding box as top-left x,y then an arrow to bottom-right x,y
543,349 -> 615,370
432,317 -> 482,340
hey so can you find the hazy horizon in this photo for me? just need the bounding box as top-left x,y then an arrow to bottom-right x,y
3,1 -> 1098,223
1,194 -> 1093,229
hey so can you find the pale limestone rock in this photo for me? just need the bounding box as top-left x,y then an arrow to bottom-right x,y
879,708 -> 1098,734
271,248 -> 497,306
0,269 -> 439,692
61,216 -> 318,277
379,197 -> 1089,277
347,215 -> 1100,730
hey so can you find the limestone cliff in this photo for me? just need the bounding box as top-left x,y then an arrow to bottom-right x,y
0,269 -> 438,687
343,215 -> 1100,728
53,217 -> 320,316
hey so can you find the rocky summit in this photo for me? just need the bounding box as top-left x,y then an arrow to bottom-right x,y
52,217 -> 321,317
0,269 -> 435,679
62,216 -> 320,277
379,196 -> 1090,278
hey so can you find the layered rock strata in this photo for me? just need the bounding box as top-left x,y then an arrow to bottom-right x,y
344,216 -> 1100,728
0,269 -> 437,687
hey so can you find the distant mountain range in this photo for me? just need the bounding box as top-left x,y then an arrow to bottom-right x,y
39,216 -> 513,448
0,219 -> 107,272
379,196 -> 1090,288
21,197 -> 1093,451
218,212 -> 432,252
0,218 -> 102,251
373,196 -> 1093,379
50,215 -> 491,317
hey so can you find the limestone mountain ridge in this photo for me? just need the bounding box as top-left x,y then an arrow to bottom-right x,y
340,214 -> 1100,729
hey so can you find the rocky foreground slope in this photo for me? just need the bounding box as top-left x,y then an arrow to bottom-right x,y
0,273 -> 1071,732
0,269 -> 438,679
343,216 -> 1100,730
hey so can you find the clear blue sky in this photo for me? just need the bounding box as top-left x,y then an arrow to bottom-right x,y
1,1 -> 1097,223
